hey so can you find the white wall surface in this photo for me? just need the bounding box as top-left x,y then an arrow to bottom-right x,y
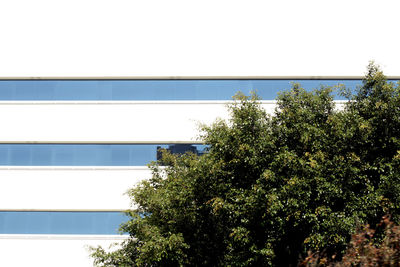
0,101 -> 347,143
0,101 -> 276,142
0,235 -> 127,267
0,167 -> 151,210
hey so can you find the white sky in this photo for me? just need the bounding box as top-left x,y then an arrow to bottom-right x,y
0,0 -> 398,77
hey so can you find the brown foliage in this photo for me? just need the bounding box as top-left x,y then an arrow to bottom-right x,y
301,216 -> 400,266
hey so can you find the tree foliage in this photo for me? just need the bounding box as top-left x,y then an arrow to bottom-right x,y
91,63 -> 400,266
302,216 -> 400,266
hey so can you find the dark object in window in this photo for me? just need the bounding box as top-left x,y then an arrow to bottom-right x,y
156,144 -> 203,161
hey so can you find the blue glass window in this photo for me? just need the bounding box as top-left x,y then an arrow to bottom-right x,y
0,211 -> 127,235
0,79 -> 380,101
0,144 -> 207,166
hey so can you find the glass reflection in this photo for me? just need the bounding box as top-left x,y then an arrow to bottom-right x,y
0,211 -> 127,235
0,79 -> 378,100
0,144 -> 207,166
156,144 -> 205,161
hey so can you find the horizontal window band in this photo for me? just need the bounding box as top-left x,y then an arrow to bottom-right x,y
0,100 -> 349,105
0,211 -> 128,235
0,166 -> 151,170
0,141 -> 205,144
0,209 -> 126,212
0,100 -> 274,105
1,76 -> 399,80
0,144 -> 207,166
0,234 -> 129,240
0,79 -> 379,101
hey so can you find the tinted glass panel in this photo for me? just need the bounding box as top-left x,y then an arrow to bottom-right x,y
0,144 -> 207,166
0,211 -> 127,235
0,79 -> 382,100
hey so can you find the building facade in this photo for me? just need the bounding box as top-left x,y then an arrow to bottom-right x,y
0,78 -> 364,266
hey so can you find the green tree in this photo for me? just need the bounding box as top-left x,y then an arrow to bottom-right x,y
91,63 -> 400,266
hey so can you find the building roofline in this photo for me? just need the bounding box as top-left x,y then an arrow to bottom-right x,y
0,76 -> 399,80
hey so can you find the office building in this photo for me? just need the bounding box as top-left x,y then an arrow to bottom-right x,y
0,78 -> 364,266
